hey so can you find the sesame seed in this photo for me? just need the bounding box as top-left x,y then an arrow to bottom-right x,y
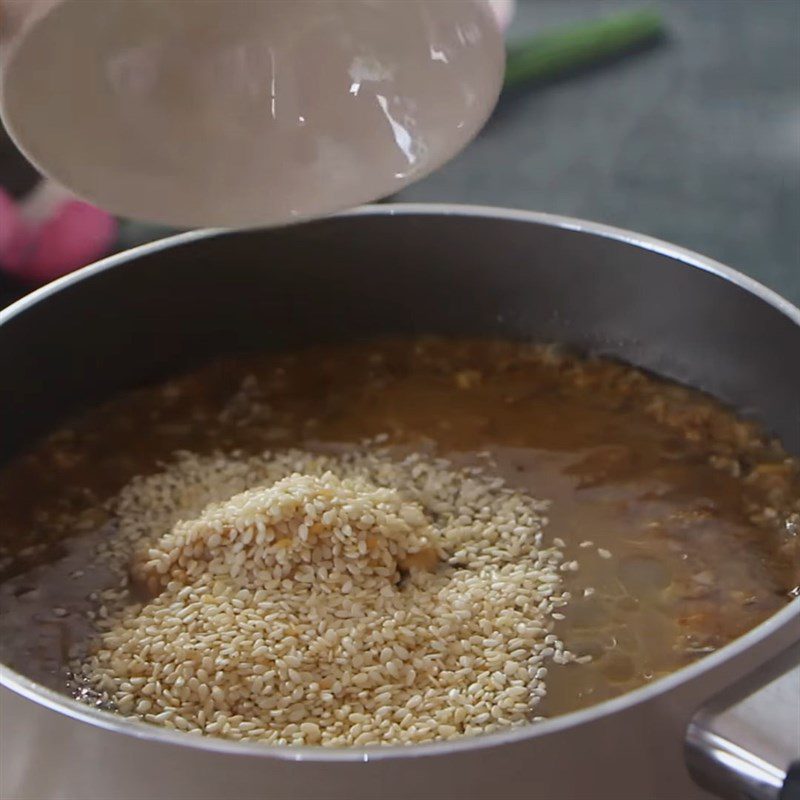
78,447 -> 574,747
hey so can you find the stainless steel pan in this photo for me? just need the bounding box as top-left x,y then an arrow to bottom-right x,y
1,205 -> 798,800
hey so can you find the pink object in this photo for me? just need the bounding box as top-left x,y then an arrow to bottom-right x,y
0,182 -> 117,285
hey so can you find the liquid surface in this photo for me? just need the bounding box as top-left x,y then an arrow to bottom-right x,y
1,339 -> 798,719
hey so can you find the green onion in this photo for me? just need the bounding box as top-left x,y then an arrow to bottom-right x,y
504,9 -> 666,90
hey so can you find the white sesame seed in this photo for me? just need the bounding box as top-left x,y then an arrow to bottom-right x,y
79,448 -> 574,747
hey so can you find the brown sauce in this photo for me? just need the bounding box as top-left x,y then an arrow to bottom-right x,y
0,338 -> 797,719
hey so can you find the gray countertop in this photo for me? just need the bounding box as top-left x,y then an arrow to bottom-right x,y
397,0 -> 800,304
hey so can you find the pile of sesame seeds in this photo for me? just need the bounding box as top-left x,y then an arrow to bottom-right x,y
78,445 -> 577,746
130,472 -> 442,598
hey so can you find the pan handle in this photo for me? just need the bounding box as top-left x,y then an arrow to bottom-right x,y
686,641 -> 800,800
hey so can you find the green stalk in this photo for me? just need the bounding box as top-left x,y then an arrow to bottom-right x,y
504,9 -> 666,90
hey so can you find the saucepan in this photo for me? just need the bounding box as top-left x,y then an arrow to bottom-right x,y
0,205 -> 798,800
